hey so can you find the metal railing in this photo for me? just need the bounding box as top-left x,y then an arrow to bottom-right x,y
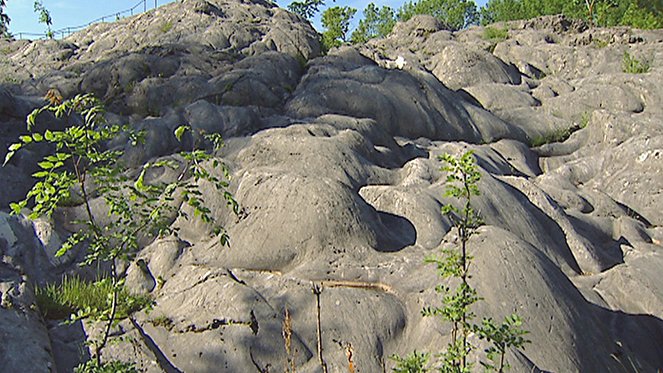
13,0 -> 160,40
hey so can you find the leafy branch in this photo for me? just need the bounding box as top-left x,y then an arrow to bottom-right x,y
5,93 -> 238,369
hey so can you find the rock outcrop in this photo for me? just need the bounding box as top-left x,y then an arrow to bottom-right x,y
1,1 -> 662,371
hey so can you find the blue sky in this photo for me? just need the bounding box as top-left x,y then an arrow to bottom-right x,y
6,0 -> 488,38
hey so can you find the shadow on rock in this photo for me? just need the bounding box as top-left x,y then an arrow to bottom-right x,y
375,211 -> 417,253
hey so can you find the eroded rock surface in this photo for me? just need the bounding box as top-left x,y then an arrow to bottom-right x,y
1,3 -> 662,371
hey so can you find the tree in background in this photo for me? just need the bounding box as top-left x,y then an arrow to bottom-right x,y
480,0 -> 579,24
321,6 -> 356,50
397,0 -> 479,31
288,0 -> 325,19
480,0 -> 663,29
33,0 -> 53,39
479,0 -> 526,24
351,3 -> 397,44
0,0 -> 10,38
619,1 -> 663,29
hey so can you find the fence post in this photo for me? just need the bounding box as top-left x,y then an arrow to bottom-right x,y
144,0 -> 147,12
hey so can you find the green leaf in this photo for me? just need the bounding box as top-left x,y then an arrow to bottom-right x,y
27,109 -> 40,130
44,130 -> 55,141
8,143 -> 22,152
9,202 -> 25,215
38,161 -> 54,169
32,133 -> 44,142
3,151 -> 15,166
174,125 -> 189,142
56,152 -> 71,161
19,135 -> 33,144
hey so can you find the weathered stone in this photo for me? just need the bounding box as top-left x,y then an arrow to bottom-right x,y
1,5 -> 663,372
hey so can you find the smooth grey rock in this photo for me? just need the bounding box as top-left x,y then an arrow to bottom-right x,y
464,82 -> 539,111
0,268 -> 56,372
1,6 -> 663,373
126,259 -> 157,295
428,43 -> 522,90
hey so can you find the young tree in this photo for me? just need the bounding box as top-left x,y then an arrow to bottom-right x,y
422,151 -> 484,371
351,3 -> 397,44
6,93 -> 237,369
393,151 -> 529,372
33,0 -> 53,39
321,6 -> 356,50
397,0 -> 478,31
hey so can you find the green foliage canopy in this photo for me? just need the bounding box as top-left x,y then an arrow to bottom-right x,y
397,0 -> 479,31
480,0 -> 663,28
351,3 -> 397,44
321,6 -> 356,49
288,0 -> 325,19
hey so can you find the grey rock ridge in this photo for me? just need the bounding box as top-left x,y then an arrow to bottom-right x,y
1,0 -> 663,371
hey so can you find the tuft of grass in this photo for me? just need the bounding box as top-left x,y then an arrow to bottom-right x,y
483,26 -> 508,42
160,21 -> 173,33
593,38 -> 610,48
529,127 -> 573,147
579,111 -> 591,129
35,276 -> 152,321
622,51 -> 650,74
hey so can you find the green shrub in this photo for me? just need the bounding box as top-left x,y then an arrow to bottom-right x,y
622,51 -> 650,74
35,276 -> 152,321
483,26 -> 508,41
75,359 -> 138,373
